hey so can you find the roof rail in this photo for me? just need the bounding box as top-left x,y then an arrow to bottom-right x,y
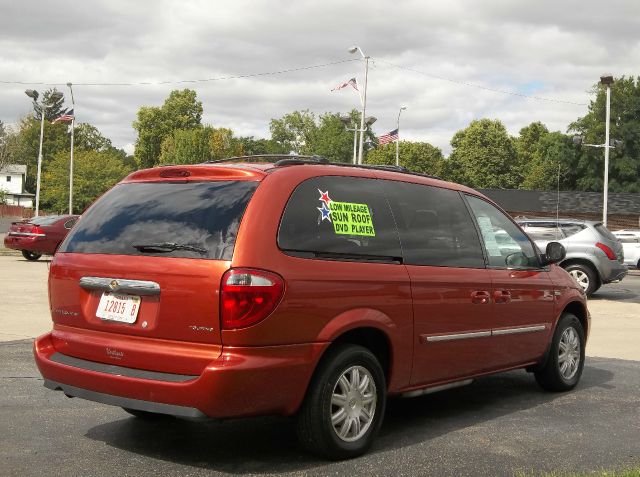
202,154 -> 318,164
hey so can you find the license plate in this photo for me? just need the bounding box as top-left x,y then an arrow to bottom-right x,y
96,292 -> 141,324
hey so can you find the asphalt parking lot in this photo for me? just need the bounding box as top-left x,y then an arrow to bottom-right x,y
1,255 -> 639,476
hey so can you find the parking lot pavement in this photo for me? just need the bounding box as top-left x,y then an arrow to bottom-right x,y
1,339 -> 638,476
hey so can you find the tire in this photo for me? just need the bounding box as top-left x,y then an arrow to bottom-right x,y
21,250 -> 42,261
296,344 -> 386,460
535,313 -> 585,392
564,263 -> 598,295
122,408 -> 173,420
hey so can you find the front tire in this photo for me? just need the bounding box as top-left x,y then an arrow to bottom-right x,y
21,250 -> 42,261
535,313 -> 585,392
565,263 -> 598,295
296,344 -> 386,460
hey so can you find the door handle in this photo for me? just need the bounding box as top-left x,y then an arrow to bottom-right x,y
493,290 -> 511,304
471,290 -> 490,304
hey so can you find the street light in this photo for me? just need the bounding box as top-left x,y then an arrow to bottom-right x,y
340,114 -> 358,164
25,89 -> 63,217
348,45 -> 369,164
67,82 -> 75,214
396,106 -> 407,166
572,74 -> 617,226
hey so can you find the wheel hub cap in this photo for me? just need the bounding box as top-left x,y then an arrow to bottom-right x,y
330,365 -> 377,442
568,270 -> 589,291
558,327 -> 581,380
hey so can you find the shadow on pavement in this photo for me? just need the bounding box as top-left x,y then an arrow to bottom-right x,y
84,362 -> 615,474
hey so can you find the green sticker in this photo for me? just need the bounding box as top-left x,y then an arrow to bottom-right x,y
329,201 -> 376,236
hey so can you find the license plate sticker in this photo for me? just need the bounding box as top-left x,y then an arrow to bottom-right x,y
96,292 -> 141,324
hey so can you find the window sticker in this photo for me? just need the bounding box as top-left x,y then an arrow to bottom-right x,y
317,189 -> 376,237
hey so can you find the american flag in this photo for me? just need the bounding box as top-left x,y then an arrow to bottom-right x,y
378,128 -> 399,145
331,77 -> 358,92
52,109 -> 75,124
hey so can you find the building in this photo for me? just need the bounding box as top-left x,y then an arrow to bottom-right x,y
0,164 -> 34,208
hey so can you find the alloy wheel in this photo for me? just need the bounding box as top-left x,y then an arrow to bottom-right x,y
330,365 -> 377,442
568,269 -> 589,291
558,327 -> 581,380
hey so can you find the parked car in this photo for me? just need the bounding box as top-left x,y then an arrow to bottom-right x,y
4,214 -> 79,261
34,156 -> 589,460
516,218 -> 627,296
612,230 -> 640,269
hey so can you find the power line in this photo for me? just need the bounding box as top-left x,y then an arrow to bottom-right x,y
375,58 -> 589,106
0,58 -> 359,87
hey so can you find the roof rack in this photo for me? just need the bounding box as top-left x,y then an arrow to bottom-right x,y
203,154 -> 320,164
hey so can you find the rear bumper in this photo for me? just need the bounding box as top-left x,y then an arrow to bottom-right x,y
600,261 -> 628,284
3,234 -> 49,253
34,333 -> 329,418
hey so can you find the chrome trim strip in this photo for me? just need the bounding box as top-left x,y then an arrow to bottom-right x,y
49,352 -> 197,383
425,331 -> 491,342
8,232 -> 45,237
402,379 -> 473,398
79,276 -> 161,296
492,325 -> 547,336
44,380 -> 205,418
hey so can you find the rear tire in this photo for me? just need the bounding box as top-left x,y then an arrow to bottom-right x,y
296,344 -> 386,460
535,313 -> 585,392
21,250 -> 42,261
122,408 -> 173,420
564,263 -> 598,295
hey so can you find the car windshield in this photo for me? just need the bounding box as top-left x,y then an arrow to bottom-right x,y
60,181 -> 258,260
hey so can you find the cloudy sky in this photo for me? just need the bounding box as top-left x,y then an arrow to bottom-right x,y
1,0 -> 638,156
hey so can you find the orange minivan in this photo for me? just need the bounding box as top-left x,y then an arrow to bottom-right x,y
34,156 -> 589,459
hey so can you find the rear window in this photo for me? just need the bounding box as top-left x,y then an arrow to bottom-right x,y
560,223 -> 586,238
28,215 -> 62,226
61,181 -> 258,260
594,224 -> 617,241
277,176 -> 401,261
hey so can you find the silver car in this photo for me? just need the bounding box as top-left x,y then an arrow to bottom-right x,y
516,218 -> 627,295
612,230 -> 640,269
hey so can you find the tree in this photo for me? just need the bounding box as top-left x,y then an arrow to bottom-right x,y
41,149 -> 133,212
31,88 -> 67,121
269,110 -> 317,154
158,126 -> 243,165
0,120 -> 10,170
133,89 -> 203,169
521,132 -> 578,190
446,119 -> 519,188
74,123 -> 114,152
237,136 -> 287,155
366,141 -> 444,176
570,76 -> 640,192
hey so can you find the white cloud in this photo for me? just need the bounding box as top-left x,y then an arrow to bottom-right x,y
0,0 -> 638,156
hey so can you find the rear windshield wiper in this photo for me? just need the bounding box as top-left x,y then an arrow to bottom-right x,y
132,242 -> 208,254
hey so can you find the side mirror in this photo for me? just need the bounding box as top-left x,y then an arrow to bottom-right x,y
541,241 -> 566,265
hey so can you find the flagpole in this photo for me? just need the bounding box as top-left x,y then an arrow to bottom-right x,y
349,46 -> 369,165
67,83 -> 75,215
396,106 -> 406,166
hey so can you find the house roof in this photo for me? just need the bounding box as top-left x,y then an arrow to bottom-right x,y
0,164 -> 27,175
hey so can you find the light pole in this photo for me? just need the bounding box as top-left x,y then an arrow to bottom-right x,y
340,115 -> 358,164
25,89 -> 63,217
573,75 -> 618,226
396,106 -> 407,166
67,82 -> 75,215
348,46 -> 369,164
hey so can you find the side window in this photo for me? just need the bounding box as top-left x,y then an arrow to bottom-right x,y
278,176 -> 401,261
383,181 -> 485,268
525,223 -> 563,241
465,195 -> 540,269
64,218 -> 77,229
559,223 -> 586,238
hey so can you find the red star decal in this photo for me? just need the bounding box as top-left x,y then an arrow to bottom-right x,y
318,189 -> 332,205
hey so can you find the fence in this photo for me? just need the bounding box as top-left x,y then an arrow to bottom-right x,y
0,204 -> 34,218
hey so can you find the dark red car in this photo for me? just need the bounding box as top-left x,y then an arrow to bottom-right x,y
4,214 -> 79,261
34,156 -> 589,459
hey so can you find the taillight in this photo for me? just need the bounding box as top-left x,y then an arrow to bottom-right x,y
30,225 -> 45,237
595,242 -> 616,260
220,268 -> 284,330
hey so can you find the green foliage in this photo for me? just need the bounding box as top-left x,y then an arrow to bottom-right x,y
521,132 -> 578,190
133,89 -> 203,169
447,119 -> 519,188
41,149 -> 133,213
269,110 -> 317,154
74,123 -> 114,152
570,76 -> 640,192
366,141 -> 444,176
237,136 -> 287,155
158,126 -> 244,165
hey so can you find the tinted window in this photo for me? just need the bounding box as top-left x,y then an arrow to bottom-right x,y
384,181 -> 485,268
595,224 -> 617,241
466,195 -> 539,268
61,181 -> 257,260
278,176 -> 401,260
64,218 -> 78,229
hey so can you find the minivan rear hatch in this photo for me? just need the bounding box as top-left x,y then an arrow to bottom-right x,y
50,173 -> 260,350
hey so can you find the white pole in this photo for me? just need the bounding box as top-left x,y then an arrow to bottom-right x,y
67,83 -> 75,215
603,84 -> 611,226
357,56 -> 369,165
352,128 -> 357,164
35,105 -> 45,217
396,106 -> 405,167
